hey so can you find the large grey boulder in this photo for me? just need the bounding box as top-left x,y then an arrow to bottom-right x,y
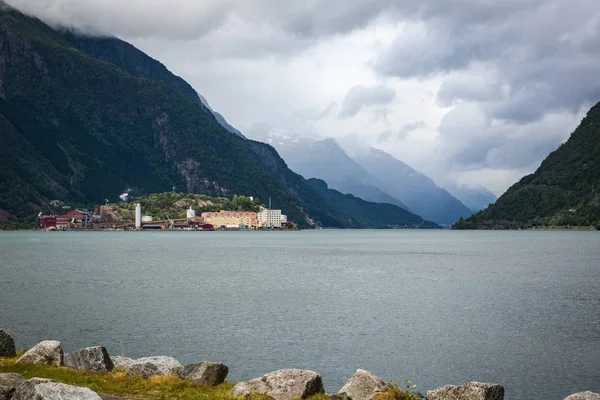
426,382 -> 504,400
232,369 -> 323,400
64,346 -> 114,372
564,392 -> 600,400
180,362 -> 228,386
16,340 -> 63,366
338,369 -> 389,400
0,373 -> 25,400
12,378 -> 102,400
232,379 -> 271,397
0,330 -> 16,358
126,356 -> 182,379
111,355 -> 136,370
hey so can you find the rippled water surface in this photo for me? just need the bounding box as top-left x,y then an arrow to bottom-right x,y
1,230 -> 599,399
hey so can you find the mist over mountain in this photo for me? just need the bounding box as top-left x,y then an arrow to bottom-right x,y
351,148 -> 473,225
444,184 -> 498,213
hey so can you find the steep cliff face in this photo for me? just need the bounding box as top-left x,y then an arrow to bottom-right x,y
0,5 -> 343,227
456,102 -> 600,229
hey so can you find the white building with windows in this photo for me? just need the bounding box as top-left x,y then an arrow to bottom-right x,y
258,207 -> 282,228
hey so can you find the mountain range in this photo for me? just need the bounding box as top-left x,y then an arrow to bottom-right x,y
0,4 -> 435,229
456,102 -> 600,229
257,130 -> 473,225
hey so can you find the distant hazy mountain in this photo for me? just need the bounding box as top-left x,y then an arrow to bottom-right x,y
444,184 -> 497,213
256,131 -> 409,210
306,179 -> 438,229
352,148 -> 473,225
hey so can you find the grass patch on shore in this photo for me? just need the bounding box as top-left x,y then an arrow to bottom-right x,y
0,356 -> 251,400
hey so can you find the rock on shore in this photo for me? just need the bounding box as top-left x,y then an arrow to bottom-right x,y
12,377 -> 102,400
232,369 -> 323,400
426,382 -> 504,400
338,369 -> 389,400
110,356 -> 136,370
180,362 -> 228,386
16,340 -> 63,366
126,356 -> 182,379
64,346 -> 114,372
0,330 -> 16,358
0,373 -> 25,400
564,392 -> 600,400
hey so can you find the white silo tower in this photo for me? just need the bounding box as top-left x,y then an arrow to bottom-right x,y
135,203 -> 142,230
187,207 -> 196,219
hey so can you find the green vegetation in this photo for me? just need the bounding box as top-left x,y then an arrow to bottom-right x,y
455,102 -> 600,230
0,356 -> 264,400
375,382 -> 424,400
111,192 -> 262,221
1,355 -> 424,400
306,179 -> 439,229
0,5 -> 347,229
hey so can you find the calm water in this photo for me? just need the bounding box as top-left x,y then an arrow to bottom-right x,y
0,230 -> 599,399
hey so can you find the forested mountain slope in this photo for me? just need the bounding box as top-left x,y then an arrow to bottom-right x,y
0,5 -> 347,228
455,102 -> 600,229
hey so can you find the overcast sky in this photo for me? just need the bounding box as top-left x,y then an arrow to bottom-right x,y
8,0 -> 600,195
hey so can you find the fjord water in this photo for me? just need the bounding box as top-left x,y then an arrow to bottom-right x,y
1,231 -> 599,399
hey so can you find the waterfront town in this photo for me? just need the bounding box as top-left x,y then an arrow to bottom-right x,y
35,204 -> 294,231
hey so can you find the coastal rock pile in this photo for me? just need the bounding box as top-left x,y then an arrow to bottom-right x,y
426,382 -> 504,400
0,373 -> 25,400
0,331 -> 15,358
179,362 -> 229,386
564,392 -> 600,400
232,369 -> 324,400
338,369 -> 389,400
12,378 -> 102,400
64,346 -> 114,373
2,330 -> 599,400
15,340 -> 63,366
126,356 -> 183,379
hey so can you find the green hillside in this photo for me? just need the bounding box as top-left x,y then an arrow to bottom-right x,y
306,179 -> 439,229
455,102 -> 600,229
105,192 -> 260,222
0,5 -> 347,228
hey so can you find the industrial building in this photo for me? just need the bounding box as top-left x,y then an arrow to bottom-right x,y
201,211 -> 258,229
257,207 -> 282,228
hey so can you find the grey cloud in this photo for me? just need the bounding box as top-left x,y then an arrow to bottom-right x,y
435,103 -> 578,171
5,0 -> 399,41
375,0 -> 600,124
292,102 -> 338,121
339,84 -> 396,119
437,73 -> 503,107
377,121 -> 426,142
377,130 -> 393,142
398,121 -> 426,140
6,0 -> 234,39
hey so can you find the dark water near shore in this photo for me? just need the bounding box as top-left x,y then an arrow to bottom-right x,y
1,230 -> 599,399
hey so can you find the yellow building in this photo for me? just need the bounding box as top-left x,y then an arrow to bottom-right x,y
201,211 -> 258,228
